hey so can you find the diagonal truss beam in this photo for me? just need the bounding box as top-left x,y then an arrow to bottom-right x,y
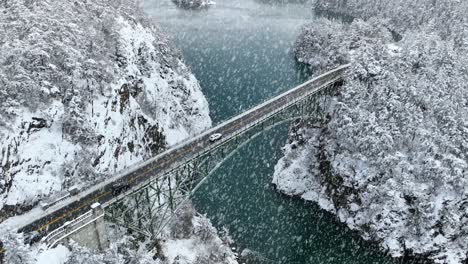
105,80 -> 341,238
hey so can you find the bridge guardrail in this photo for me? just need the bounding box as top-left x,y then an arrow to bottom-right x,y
192,72 -> 345,162
42,203 -> 103,249
41,210 -> 93,245
129,67 -> 347,192
106,69 -> 349,236
15,64 -> 350,242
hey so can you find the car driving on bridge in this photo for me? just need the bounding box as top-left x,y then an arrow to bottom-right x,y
209,133 -> 223,142
15,65 -> 349,245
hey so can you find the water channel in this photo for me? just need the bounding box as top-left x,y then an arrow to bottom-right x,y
145,1 -> 401,263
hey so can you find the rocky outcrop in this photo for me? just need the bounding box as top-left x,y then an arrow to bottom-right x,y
172,0 -> 215,10
0,0 -> 211,215
275,1 -> 468,263
2,202 -> 238,264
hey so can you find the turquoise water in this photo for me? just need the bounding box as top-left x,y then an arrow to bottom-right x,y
145,1 -> 401,263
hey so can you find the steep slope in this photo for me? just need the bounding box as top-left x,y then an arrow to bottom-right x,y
0,0 -> 211,216
0,0 -> 240,263
274,1 -> 468,263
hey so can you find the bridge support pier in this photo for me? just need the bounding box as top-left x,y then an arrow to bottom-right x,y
66,203 -> 109,251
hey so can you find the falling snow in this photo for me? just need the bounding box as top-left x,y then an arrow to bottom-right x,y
1,0 -> 467,263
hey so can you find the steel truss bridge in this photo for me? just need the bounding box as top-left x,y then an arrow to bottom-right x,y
14,65 -> 350,247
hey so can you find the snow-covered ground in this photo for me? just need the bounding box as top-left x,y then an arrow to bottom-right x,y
161,215 -> 237,264
273,121 -> 336,212
275,1 -> 468,263
2,203 -> 237,264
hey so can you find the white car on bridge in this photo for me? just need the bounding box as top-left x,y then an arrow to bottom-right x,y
209,133 -> 223,142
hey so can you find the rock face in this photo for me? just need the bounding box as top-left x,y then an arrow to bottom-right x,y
0,2 -> 240,263
275,1 -> 468,263
0,0 -> 211,214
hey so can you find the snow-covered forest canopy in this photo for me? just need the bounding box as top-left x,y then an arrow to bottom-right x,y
275,0 -> 468,263
0,0 -> 211,214
0,0 -> 241,263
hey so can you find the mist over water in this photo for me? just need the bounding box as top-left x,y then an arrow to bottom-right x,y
145,0 -> 313,123
144,1 -> 399,263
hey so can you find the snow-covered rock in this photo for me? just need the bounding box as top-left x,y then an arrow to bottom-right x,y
171,0 -> 216,10
275,1 -> 468,263
1,203 -> 237,264
0,0 -> 211,214
0,0 -> 238,263
273,121 -> 337,212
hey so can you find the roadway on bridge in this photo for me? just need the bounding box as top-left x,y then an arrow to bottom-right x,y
9,65 -> 349,238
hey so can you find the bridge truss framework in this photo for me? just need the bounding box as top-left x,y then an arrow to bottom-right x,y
105,78 -> 343,238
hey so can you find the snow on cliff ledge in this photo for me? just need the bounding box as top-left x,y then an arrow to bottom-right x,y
0,0 -> 211,212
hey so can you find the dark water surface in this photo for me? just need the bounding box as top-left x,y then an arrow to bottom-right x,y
145,1 -> 399,263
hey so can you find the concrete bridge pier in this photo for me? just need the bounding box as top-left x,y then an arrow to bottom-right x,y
67,203 -> 109,251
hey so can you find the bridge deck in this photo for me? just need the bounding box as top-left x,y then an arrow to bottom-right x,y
11,64 -> 350,236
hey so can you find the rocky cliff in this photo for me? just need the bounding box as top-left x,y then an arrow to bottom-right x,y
0,1 -> 239,263
274,1 -> 468,263
0,0 -> 211,215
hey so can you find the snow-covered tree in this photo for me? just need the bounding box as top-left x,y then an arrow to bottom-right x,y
0,0 -> 211,213
275,0 -> 468,263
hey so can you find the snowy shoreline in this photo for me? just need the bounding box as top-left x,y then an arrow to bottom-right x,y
274,1 -> 468,263
0,0 -> 239,263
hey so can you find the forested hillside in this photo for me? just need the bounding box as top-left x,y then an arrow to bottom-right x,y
0,1 -> 240,263
274,1 -> 468,263
0,0 -> 211,215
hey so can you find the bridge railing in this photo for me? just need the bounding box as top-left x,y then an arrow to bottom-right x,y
177,65 -> 346,163
41,211 -> 93,245
41,203 -> 104,249
107,64 -> 350,181
103,66 -> 348,236
15,64 -> 350,242
107,65 -> 348,208
137,68 -> 346,235
178,67 -> 346,168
